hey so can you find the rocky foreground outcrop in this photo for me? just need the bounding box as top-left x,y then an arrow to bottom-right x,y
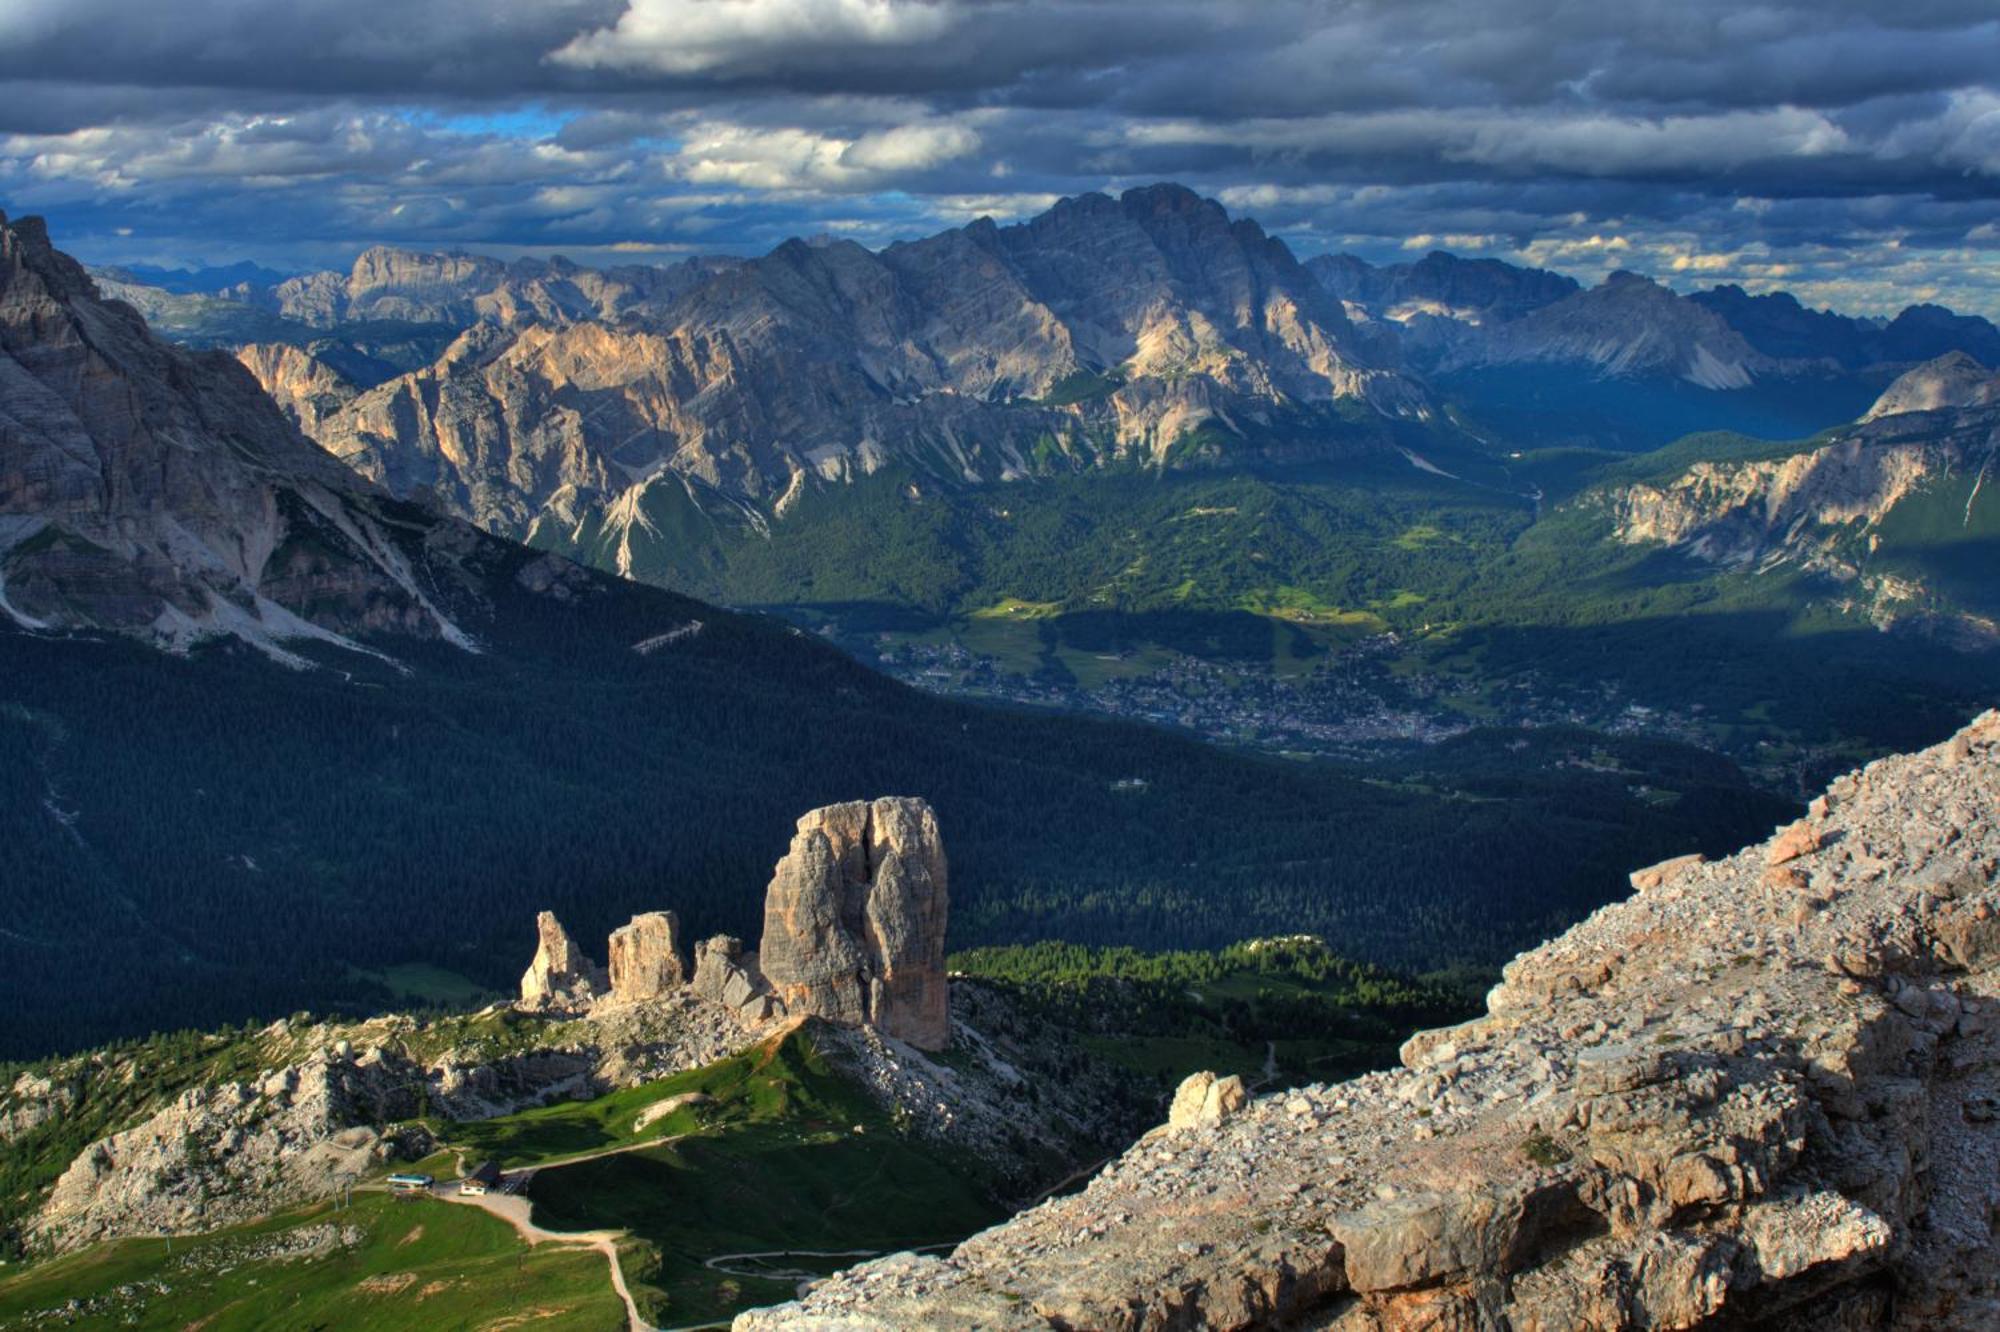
760,797 -> 952,1051
740,711 -> 2000,1330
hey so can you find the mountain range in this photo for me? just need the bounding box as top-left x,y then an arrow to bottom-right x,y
76,186 -> 1995,785
223,185 -> 1429,555
1314,248 -> 2000,379
82,184 -> 1988,599
1,208 -> 1797,1059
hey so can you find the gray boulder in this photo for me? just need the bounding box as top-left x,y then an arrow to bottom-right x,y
689,935 -> 781,1022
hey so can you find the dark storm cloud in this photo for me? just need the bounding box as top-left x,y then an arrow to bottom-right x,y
0,0 -> 1993,314
0,1 -> 625,106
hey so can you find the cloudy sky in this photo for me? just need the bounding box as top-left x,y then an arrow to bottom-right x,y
1,0 -> 1996,315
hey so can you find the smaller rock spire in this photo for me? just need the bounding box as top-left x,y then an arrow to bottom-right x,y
606,910 -> 688,1004
518,910 -> 606,1008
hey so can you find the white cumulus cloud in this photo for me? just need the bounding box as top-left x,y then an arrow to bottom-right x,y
550,0 -> 959,75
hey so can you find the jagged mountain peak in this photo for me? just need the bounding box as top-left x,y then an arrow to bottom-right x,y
1600,267 -> 1656,288
1306,249 -> 1580,333
1443,262 -> 1766,389
2,210 -> 101,303
1881,302 -> 2000,366
0,211 -> 491,657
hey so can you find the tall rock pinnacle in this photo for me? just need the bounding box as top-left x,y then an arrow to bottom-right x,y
758,796 -> 951,1050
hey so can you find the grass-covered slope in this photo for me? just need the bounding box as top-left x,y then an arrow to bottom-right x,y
502,1027 -> 1004,1325
0,1191 -> 624,1331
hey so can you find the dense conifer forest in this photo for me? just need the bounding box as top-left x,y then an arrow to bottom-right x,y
0,578 -> 1793,1058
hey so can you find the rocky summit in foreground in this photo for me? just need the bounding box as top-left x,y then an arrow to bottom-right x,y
740,711 -> 2000,1330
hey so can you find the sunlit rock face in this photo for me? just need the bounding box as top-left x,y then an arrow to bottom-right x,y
1862,351 -> 2000,422
758,796 -> 951,1051
606,910 -> 688,1004
518,910 -> 606,1009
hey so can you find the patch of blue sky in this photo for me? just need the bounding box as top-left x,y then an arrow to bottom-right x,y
402,105 -> 575,140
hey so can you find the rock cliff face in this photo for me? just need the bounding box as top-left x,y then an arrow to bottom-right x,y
518,911 -> 606,1008
232,342 -> 359,435
606,910 -> 687,1003
739,711 -> 2000,1331
1596,401 -> 2000,647
0,210 -> 567,658
759,797 -> 952,1051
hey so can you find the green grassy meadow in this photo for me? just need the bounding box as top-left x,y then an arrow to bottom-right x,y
0,1192 -> 622,1332
424,1025 -> 1003,1327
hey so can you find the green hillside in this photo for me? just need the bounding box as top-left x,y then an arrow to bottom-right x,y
501,1027 -> 1003,1325
527,436 -> 1993,777
0,1192 -> 623,1331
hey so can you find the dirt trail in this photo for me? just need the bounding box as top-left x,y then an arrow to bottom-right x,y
518,1130 -> 687,1174
437,1182 -> 650,1332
